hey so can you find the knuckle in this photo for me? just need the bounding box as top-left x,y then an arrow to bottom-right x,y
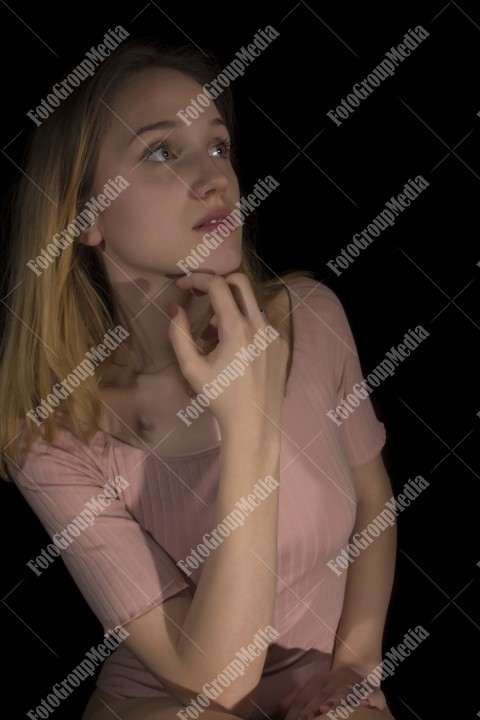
230,272 -> 251,288
224,271 -> 245,282
210,276 -> 225,290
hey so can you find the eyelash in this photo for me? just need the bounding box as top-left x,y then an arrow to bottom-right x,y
144,139 -> 232,163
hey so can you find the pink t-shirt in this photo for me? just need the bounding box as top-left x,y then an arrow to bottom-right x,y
11,278 -> 386,717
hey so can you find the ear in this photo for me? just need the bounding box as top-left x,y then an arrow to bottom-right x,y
77,223 -> 103,247
76,207 -> 104,248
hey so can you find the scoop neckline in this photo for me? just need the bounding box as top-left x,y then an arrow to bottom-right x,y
96,427 -> 222,460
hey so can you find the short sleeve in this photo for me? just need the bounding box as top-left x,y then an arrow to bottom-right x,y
11,428 -> 190,633
289,278 -> 386,469
330,293 -> 386,467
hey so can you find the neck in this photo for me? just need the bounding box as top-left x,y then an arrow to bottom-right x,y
107,276 -> 213,376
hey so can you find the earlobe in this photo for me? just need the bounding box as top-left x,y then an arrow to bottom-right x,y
77,219 -> 104,247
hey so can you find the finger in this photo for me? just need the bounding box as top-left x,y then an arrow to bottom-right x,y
175,274 -> 243,335
362,688 -> 386,709
284,703 -> 305,720
318,706 -> 333,716
176,272 -> 262,326
318,691 -> 346,714
293,711 -> 315,720
319,692 -> 362,715
284,698 -> 318,720
298,695 -> 327,720
167,303 -> 205,376
221,272 -> 265,322
286,702 -> 316,720
276,689 -> 299,710
282,676 -> 331,720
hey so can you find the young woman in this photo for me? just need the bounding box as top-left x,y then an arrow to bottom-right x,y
0,39 -> 397,720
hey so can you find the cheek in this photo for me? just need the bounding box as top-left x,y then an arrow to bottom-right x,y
100,185 -> 174,236
228,171 -> 240,196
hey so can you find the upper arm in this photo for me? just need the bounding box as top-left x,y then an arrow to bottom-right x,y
350,453 -> 393,505
12,431 -> 199,700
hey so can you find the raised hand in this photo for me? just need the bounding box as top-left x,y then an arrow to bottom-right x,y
168,272 -> 289,433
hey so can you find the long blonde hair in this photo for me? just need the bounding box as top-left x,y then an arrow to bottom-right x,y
0,38 -> 312,480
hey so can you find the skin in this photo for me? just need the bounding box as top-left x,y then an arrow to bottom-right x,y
80,66 -> 289,716
79,69 -> 397,720
81,67 -> 243,374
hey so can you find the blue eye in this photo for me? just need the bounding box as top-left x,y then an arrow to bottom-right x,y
144,138 -> 232,164
146,141 -> 172,163
210,140 -> 232,159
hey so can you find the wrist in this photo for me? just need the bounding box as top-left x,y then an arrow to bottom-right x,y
220,423 -> 282,449
331,656 -> 383,678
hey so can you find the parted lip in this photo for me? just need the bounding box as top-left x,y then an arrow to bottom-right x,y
193,208 -> 231,229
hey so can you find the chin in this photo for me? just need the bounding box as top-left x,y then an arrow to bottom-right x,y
217,246 -> 243,273
188,248 -> 243,276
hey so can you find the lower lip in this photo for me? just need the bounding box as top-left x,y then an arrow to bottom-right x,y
193,221 -> 233,234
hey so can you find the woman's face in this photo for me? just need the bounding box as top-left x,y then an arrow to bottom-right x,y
87,67 -> 242,282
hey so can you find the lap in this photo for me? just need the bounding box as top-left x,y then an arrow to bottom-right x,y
325,705 -> 396,719
81,688 -> 243,720
82,688 -> 396,720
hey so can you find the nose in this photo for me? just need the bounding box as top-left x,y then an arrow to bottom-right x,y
187,151 -> 230,199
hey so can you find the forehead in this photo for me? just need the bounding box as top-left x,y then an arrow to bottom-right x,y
109,67 -> 216,122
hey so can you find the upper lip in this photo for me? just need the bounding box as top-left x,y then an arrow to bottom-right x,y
193,208 -> 231,229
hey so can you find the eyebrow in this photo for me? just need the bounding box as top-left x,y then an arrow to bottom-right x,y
131,117 -> 227,142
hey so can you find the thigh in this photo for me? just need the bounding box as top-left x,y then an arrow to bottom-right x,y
328,705 -> 396,719
82,687 -> 244,720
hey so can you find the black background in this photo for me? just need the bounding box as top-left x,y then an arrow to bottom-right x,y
1,1 -> 479,718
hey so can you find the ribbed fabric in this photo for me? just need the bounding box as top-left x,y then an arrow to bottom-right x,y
12,278 -> 386,717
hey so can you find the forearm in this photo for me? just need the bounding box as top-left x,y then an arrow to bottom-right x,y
178,427 -> 281,708
331,481 -> 397,673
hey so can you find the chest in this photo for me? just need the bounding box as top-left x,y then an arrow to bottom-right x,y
99,368 -> 221,456
116,380 -> 357,582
